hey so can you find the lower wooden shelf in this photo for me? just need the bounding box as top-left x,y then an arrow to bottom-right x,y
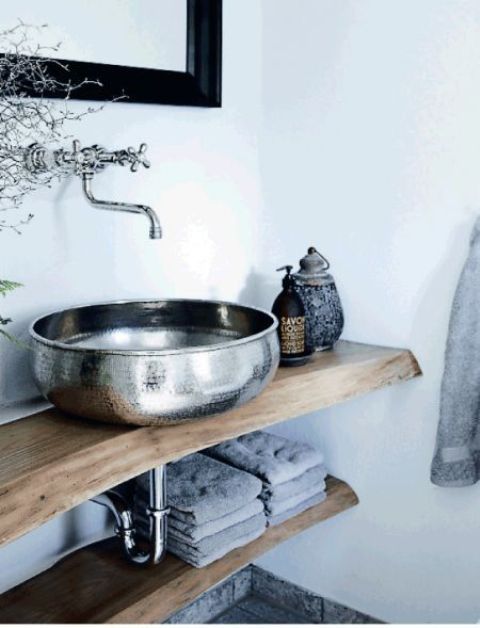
0,476 -> 358,624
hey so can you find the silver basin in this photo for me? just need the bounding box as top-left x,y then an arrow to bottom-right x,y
30,299 -> 280,426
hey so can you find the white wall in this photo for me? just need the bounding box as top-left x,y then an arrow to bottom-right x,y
255,0 -> 480,623
1,0 -> 480,622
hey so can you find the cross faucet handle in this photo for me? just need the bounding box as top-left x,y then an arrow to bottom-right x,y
119,143 -> 151,172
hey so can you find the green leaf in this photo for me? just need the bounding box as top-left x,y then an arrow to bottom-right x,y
0,279 -> 23,345
0,280 -> 22,296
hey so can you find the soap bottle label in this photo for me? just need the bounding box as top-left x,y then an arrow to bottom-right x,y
280,316 -> 305,354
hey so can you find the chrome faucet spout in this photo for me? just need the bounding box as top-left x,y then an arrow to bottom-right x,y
82,175 -> 162,239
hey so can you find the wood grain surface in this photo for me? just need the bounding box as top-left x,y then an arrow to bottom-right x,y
0,341 -> 420,549
0,477 -> 358,624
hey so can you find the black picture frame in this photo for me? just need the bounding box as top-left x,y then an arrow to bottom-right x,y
24,0 -> 222,107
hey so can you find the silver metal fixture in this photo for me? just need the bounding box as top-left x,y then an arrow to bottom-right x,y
91,466 -> 169,566
29,299 -> 280,426
24,140 -> 162,239
82,174 -> 161,239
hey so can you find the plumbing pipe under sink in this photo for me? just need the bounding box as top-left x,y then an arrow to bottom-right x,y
91,466 -> 169,566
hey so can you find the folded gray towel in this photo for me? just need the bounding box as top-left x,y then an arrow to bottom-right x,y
265,481 -> 326,516
268,490 -> 327,527
169,512 -> 266,554
170,500 -> 263,542
136,453 -> 262,524
168,521 -> 266,568
135,499 -> 264,543
134,491 -> 263,538
205,431 -> 324,485
261,464 -> 327,502
431,217 -> 480,486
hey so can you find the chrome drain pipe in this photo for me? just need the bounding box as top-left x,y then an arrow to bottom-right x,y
91,465 -> 169,566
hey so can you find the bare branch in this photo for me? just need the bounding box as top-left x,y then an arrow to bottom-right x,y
0,20 -> 105,230
0,21 -> 105,338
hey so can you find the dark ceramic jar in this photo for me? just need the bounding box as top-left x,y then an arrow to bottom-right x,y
293,247 -> 344,352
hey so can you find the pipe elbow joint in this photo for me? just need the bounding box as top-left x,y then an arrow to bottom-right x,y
90,466 -> 168,567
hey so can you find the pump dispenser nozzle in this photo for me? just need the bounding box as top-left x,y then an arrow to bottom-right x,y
276,266 -> 296,290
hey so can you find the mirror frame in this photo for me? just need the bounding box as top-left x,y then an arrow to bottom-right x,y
25,0 -> 222,107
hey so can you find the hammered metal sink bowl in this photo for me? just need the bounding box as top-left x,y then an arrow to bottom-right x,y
30,299 -> 280,426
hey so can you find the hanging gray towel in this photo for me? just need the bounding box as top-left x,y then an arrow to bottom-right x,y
431,218 -> 480,487
205,430 -> 324,485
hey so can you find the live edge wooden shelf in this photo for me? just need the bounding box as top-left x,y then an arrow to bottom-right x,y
0,340 -> 421,623
0,477 -> 356,624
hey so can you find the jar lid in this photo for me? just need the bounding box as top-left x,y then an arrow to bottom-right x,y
297,247 -> 330,277
292,247 -> 334,286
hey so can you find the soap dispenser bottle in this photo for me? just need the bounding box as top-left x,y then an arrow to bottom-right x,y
272,265 -> 311,366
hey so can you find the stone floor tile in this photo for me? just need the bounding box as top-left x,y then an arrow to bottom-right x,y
212,606 -> 260,624
323,599 -> 380,624
231,567 -> 253,602
250,565 -> 323,622
237,594 -> 311,624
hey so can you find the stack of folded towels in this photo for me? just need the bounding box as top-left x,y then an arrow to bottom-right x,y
205,430 -> 327,526
134,452 -> 266,567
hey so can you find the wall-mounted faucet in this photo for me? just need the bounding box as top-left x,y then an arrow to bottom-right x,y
24,140 -> 162,239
